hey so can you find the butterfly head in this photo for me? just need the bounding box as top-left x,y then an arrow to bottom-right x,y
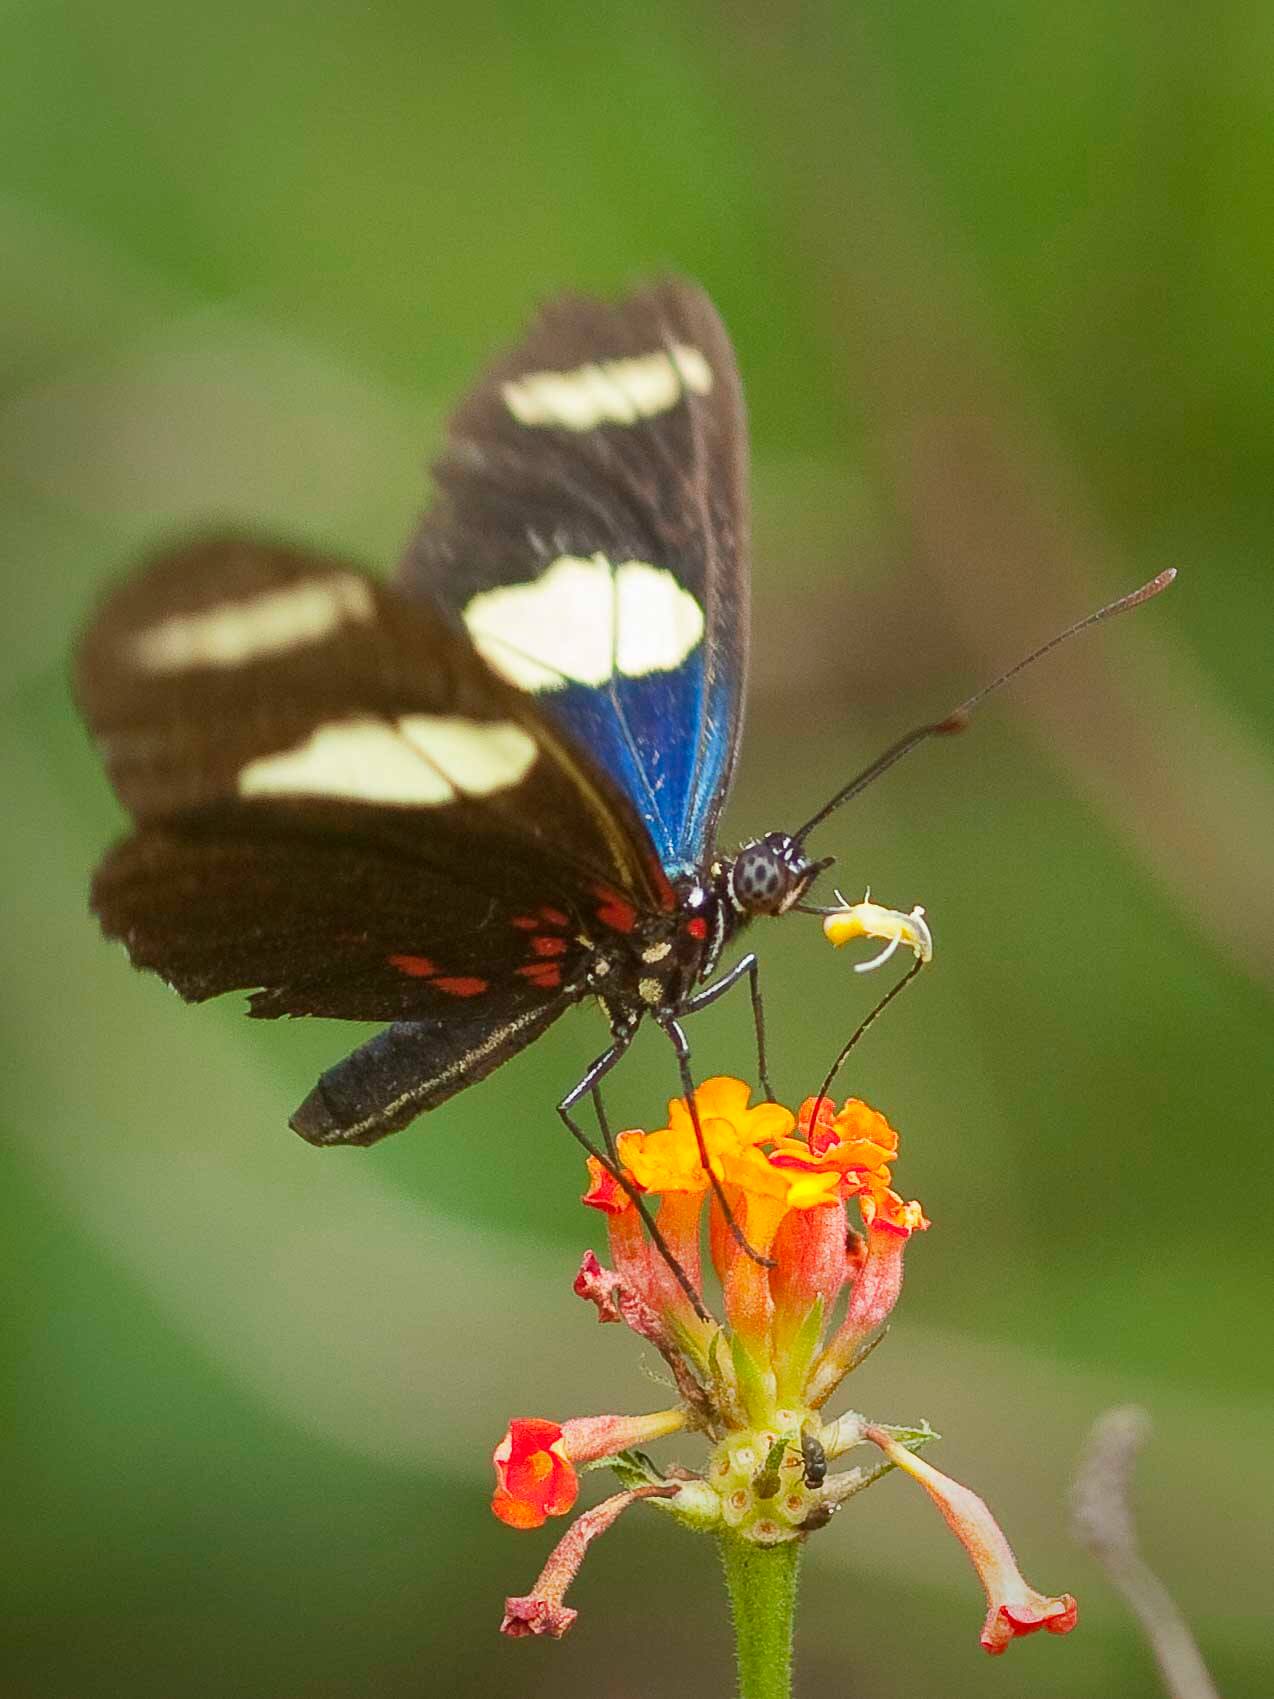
725,833 -> 831,919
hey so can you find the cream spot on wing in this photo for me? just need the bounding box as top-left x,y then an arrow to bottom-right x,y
502,344 -> 713,431
237,715 -> 536,805
638,977 -> 663,1005
464,553 -> 703,692
238,719 -> 452,804
670,343 -> 712,394
614,560 -> 704,679
466,556 -> 610,688
131,576 -> 375,672
396,715 -> 538,797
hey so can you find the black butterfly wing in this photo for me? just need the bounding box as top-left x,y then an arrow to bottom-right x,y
398,277 -> 750,875
93,821 -> 585,1145
76,535 -> 675,1141
88,823 -> 588,1021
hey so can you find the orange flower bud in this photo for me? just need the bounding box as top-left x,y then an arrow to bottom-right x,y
500,1485 -> 676,1638
865,1427 -> 1078,1656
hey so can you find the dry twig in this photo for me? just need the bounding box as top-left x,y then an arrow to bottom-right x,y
1072,1406 -> 1220,1699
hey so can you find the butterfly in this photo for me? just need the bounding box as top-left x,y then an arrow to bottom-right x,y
76,279 -> 843,1150
75,278 -> 1172,1155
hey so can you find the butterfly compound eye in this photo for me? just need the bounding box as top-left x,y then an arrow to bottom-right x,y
730,837 -> 796,916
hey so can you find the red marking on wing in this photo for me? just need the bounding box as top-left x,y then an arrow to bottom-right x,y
510,915 -> 539,931
539,906 -> 569,927
517,962 -> 563,988
686,917 -> 709,941
530,935 -> 568,958
591,884 -> 637,935
432,976 -> 489,998
388,954 -> 437,977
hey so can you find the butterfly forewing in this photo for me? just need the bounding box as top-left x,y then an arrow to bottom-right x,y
76,534 -> 672,1027
398,277 -> 749,874
90,825 -> 588,1020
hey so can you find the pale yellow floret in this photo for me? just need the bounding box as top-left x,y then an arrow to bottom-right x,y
822,897 -> 933,970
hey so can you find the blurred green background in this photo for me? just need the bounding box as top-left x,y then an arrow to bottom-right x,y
4,2 -> 1271,1694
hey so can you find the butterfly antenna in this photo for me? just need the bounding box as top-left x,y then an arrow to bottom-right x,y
793,569 -> 1176,844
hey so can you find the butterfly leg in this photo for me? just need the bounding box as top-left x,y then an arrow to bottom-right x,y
660,1015 -> 776,1269
557,1037 -> 711,1323
678,951 -> 774,1101
590,1083 -> 619,1163
557,1034 -> 631,1126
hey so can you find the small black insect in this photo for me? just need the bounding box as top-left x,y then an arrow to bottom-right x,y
800,1430 -> 828,1491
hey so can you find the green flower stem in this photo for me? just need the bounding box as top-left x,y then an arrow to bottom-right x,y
718,1535 -> 801,1699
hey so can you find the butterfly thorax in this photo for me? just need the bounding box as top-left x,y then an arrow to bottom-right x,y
586,877 -> 723,1030
589,834 -> 825,1036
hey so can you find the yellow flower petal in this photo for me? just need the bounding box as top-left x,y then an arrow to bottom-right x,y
676,1075 -> 752,1124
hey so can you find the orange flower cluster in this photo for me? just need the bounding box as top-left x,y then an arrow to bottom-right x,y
491,1078 -> 1076,1660
583,1078 -> 926,1375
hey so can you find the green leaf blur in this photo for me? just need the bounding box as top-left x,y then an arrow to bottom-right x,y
3,3 -> 1269,1694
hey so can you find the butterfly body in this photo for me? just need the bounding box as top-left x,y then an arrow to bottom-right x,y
77,280 -> 828,1146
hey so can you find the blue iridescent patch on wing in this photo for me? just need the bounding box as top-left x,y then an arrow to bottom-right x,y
543,652 -> 722,875
678,657 -> 740,869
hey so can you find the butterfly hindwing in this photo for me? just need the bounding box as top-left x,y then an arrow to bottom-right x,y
288,1002 -> 574,1147
398,277 -> 750,873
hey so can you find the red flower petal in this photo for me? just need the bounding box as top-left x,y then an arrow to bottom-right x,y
982,1594 -> 1079,1655
581,1156 -> 636,1215
491,1419 -> 579,1529
500,1595 -> 578,1638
